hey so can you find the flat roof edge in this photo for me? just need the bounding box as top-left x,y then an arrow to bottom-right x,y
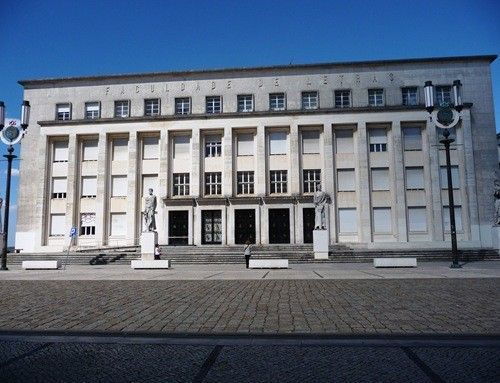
18,54 -> 498,87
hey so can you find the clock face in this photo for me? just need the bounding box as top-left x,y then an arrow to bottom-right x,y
437,105 -> 454,127
4,126 -> 20,142
0,124 -> 24,145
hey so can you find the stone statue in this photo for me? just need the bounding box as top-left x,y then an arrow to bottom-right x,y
313,185 -> 329,230
143,188 -> 157,232
494,175 -> 500,226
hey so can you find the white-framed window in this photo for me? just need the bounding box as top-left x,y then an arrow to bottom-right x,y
50,214 -> 65,236
80,213 -> 96,236
51,177 -> 67,199
369,129 -> 387,152
237,94 -> 254,112
81,176 -> 97,198
406,167 -> 424,190
237,171 -> 254,194
205,135 -> 222,157
443,205 -> 463,231
269,132 -> 287,155
142,175 -> 158,196
82,140 -> 98,161
142,136 -> 159,160
110,213 -> 126,236
335,90 -> 351,108
111,175 -> 127,197
85,102 -> 100,119
205,172 -> 222,195
269,93 -> 286,111
373,207 -> 392,233
270,170 -> 287,194
337,169 -> 355,191
173,135 -> 190,158
402,87 -> 418,106
371,168 -> 390,191
436,86 -> 452,106
303,169 -> 321,193
112,138 -> 128,161
56,103 -> 71,121
338,208 -> 357,233
53,141 -> 69,162
175,97 -> 191,115
408,207 -> 427,232
302,130 -> 320,154
368,89 -> 384,106
144,98 -> 160,116
403,127 -> 422,151
173,173 -> 190,196
301,91 -> 319,110
206,96 -> 222,114
440,166 -> 460,189
335,130 -> 354,154
114,100 -> 130,118
237,133 -> 254,156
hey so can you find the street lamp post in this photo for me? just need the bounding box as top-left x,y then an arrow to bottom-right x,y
424,80 -> 463,268
0,101 -> 30,271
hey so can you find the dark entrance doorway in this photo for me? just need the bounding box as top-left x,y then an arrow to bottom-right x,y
269,208 -> 290,244
202,210 -> 222,244
303,208 -> 315,243
234,209 -> 256,244
168,210 -> 188,245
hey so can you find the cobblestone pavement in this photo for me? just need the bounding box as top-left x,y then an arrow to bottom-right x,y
0,279 -> 498,335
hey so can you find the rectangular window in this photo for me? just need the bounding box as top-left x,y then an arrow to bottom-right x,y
338,208 -> 357,233
369,129 -> 387,152
337,169 -> 355,191
436,86 -> 451,106
301,91 -> 319,110
205,135 -> 222,157
110,213 -> 126,236
303,169 -> 321,193
402,87 -> 418,106
371,168 -> 390,191
269,132 -> 287,155
440,166 -> 460,189
80,213 -> 96,236
302,131 -> 320,154
206,96 -> 222,114
51,177 -> 67,199
50,214 -> 65,236
237,133 -> 254,156
142,175 -> 158,196
269,93 -> 286,111
406,167 -> 424,190
368,89 -> 384,107
173,135 -> 190,158
173,173 -> 190,196
112,138 -> 128,161
443,206 -> 463,231
175,97 -> 191,115
142,136 -> 159,159
335,90 -> 351,108
56,103 -> 71,121
85,102 -> 100,119
270,170 -> 288,194
408,207 -> 427,232
111,175 -> 127,197
403,127 -> 422,151
237,94 -> 254,112
53,141 -> 69,162
237,171 -> 254,194
144,98 -> 160,116
81,176 -> 97,198
114,100 -> 130,118
373,207 -> 392,233
335,130 -> 354,154
205,172 -> 222,195
82,140 -> 98,161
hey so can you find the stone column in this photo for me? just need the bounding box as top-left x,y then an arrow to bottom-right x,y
191,127 -> 201,198
64,133 -> 78,246
323,123 -> 336,243
95,132 -> 108,246
223,126 -> 233,197
427,119 -> 444,240
158,129 -> 169,244
37,134 -> 49,246
256,124 -> 266,196
126,131 -> 138,245
289,123 -> 300,194
391,121 -> 408,242
356,122 -> 371,243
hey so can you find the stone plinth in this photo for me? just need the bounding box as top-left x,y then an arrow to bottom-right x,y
374,258 -> 417,268
492,226 -> 500,250
249,259 -> 288,269
313,230 -> 329,259
22,260 -> 61,270
131,260 -> 170,269
140,231 -> 158,260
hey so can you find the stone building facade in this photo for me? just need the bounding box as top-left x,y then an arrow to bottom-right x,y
15,55 -> 498,252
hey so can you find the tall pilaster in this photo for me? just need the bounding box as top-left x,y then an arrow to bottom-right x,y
64,133 -> 78,245
256,124 -> 266,196
126,131 -> 138,245
392,121 -> 408,242
191,127 -> 201,197
223,126 -> 233,197
289,123 -> 300,194
95,132 -> 108,246
427,119 -> 444,240
356,122 -> 371,242
158,129 -> 169,244
323,123 -> 336,243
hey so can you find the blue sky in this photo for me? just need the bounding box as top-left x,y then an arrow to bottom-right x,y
0,0 -> 499,246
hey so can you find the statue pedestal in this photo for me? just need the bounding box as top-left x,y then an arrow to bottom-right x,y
492,226 -> 500,250
313,230 -> 329,260
140,231 -> 158,260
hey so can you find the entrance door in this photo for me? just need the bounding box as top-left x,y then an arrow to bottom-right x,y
168,211 -> 188,245
269,208 -> 290,244
202,210 -> 222,244
303,208 -> 315,243
234,209 -> 256,244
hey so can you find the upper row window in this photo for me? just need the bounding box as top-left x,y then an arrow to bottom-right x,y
56,103 -> 71,121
